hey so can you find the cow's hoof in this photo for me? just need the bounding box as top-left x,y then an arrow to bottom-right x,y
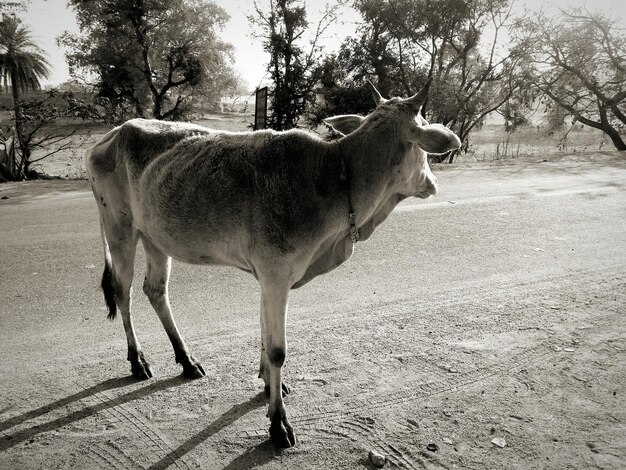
130,359 -> 153,380
182,356 -> 205,379
269,417 -> 296,448
264,382 -> 291,398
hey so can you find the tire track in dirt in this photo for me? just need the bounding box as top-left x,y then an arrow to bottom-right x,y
185,265 -> 623,356
236,340 -> 550,432
311,266 -> 625,335
334,417 -> 428,470
81,390 -> 158,469
28,265 -> 620,469
106,395 -> 186,468
304,424 -> 423,470
228,332 -> 552,470
74,381 -> 195,470
86,442 -> 135,470
228,267 -> 624,469
233,338 -> 556,470
0,376 -> 198,469
271,264 -> 602,427
0,382 -> 159,463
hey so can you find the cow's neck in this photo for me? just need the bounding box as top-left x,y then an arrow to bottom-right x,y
336,123 -> 409,233
336,141 -> 360,242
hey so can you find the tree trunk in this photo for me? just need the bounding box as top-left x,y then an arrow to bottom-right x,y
575,117 -> 626,151
603,124 -> 626,150
21,147 -> 32,178
10,70 -> 24,180
153,95 -> 163,120
597,104 -> 626,151
607,131 -> 626,152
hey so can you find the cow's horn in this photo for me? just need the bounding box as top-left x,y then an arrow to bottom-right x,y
405,76 -> 433,109
366,80 -> 386,106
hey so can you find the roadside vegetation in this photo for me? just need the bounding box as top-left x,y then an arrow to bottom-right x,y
1,0 -> 624,181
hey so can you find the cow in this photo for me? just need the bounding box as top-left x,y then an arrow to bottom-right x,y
86,78 -> 460,448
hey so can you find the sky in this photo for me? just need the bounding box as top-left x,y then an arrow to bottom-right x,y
18,0 -> 626,89
21,0 -> 361,89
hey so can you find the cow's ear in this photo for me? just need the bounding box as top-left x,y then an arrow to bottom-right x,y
410,124 -> 461,154
323,115 -> 365,136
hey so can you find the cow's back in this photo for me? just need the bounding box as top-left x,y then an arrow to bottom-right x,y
131,125 -> 344,262
86,119 -> 211,178
97,120 -> 208,168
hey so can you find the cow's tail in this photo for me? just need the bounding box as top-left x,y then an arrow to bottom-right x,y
99,218 -> 117,320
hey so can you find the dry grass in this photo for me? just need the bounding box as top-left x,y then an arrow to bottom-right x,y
463,123 -> 611,162
29,113 -> 254,179
25,114 -> 615,178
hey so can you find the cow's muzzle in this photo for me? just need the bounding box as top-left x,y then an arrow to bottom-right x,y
415,174 -> 438,199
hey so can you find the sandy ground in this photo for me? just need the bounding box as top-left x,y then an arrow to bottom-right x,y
1,152 -> 625,469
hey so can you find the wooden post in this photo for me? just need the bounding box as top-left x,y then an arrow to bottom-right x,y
255,87 -> 268,131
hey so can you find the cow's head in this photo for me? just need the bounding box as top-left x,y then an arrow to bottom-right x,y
324,79 -> 460,199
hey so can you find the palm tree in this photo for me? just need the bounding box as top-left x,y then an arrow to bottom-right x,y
0,14 -> 51,178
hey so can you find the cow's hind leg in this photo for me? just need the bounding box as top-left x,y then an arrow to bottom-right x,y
108,236 -> 153,379
141,236 -> 205,379
259,275 -> 296,448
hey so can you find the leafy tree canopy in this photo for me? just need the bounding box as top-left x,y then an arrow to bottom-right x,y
60,0 -> 236,122
0,1 -> 26,15
514,8 -> 626,150
250,0 -> 336,130
0,13 -> 50,96
310,0 -> 528,162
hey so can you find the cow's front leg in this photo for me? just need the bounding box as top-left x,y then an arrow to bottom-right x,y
260,277 -> 296,448
259,327 -> 290,397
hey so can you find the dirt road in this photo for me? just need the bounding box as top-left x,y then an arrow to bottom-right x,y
1,152 -> 625,469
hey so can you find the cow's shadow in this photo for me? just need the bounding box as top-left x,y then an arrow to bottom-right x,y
147,392 -> 273,470
1,376 -> 276,469
0,375 -> 187,451
220,439 -> 278,470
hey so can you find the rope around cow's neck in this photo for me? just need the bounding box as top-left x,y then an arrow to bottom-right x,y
336,141 -> 360,244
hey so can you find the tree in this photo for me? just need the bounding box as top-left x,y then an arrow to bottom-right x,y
1,89 -> 99,179
0,14 -> 52,179
250,0 -> 336,130
311,0 -> 527,162
61,0 -> 236,122
0,15 -> 50,109
514,8 -> 626,150
0,1 -> 26,15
